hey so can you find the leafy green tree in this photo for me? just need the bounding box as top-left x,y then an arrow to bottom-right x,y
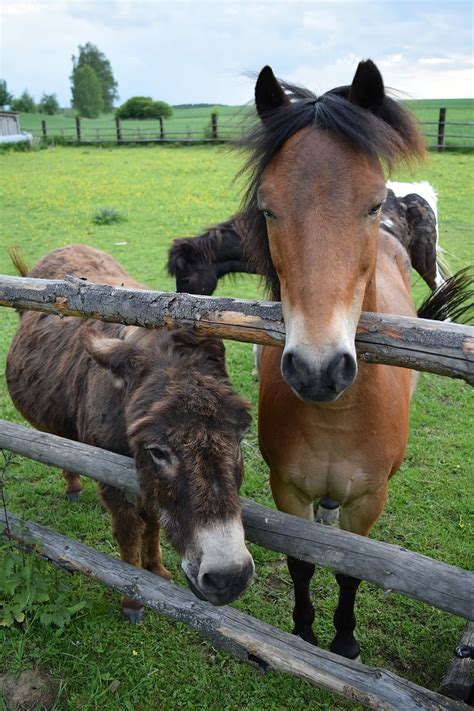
71,65 -> 103,118
0,79 -> 13,109
38,92 -> 60,115
10,90 -> 36,113
116,96 -> 172,119
71,42 -> 118,112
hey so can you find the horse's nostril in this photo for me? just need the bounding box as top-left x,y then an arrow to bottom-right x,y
328,351 -> 357,391
201,571 -> 228,592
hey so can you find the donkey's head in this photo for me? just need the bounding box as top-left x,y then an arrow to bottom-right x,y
86,327 -> 253,606
242,60 -> 424,403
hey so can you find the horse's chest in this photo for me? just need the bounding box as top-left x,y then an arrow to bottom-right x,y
260,399 -> 404,503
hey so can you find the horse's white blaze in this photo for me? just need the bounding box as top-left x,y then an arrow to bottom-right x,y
182,519 -> 254,580
283,304 -> 358,373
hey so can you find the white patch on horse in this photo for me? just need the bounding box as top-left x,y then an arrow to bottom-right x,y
387,180 -> 449,287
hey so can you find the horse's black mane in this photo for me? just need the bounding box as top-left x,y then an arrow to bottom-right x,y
239,79 -> 425,299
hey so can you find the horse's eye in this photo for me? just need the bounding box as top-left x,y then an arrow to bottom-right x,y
144,444 -> 172,467
262,208 -> 275,221
368,203 -> 382,217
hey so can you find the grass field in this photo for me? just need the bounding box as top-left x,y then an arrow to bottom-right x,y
0,144 -> 473,710
17,98 -> 474,147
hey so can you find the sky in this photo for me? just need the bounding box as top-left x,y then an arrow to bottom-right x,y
1,0 -> 473,107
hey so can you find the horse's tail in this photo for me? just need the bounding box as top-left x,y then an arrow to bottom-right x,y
417,267 -> 473,324
8,246 -> 30,277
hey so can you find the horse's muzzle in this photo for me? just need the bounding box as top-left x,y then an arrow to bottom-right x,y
281,348 -> 357,403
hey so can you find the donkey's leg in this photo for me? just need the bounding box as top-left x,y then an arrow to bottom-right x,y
271,474 -> 317,644
139,508 -> 171,580
100,484 -> 145,623
62,470 -> 83,502
331,485 -> 388,660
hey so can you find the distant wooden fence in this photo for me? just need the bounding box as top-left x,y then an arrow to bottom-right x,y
34,107 -> 474,149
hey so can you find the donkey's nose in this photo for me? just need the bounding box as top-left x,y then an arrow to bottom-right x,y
281,348 -> 356,403
198,559 -> 254,606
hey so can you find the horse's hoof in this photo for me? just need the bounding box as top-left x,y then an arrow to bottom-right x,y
330,637 -> 360,660
122,607 -> 144,624
293,628 -> 318,646
66,490 -> 82,502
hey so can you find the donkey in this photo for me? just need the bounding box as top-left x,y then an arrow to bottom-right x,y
6,244 -> 254,621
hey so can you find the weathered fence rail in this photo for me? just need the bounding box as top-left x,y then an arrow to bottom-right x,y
1,275 -> 473,383
32,108 -> 474,149
0,511 -> 468,711
1,420 -> 473,621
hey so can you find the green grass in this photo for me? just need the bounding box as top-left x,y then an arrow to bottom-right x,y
0,145 -> 473,710
17,98 -> 474,147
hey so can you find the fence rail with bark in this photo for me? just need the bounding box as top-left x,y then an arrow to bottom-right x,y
1,275 -> 473,383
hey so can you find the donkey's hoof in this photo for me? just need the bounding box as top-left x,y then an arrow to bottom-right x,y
122,607 -> 144,624
66,490 -> 83,503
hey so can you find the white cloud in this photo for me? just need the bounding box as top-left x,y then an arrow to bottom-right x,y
1,1 -> 473,105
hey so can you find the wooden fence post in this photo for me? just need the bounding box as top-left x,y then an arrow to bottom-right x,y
437,107 -> 446,151
115,116 -> 122,143
75,116 -> 81,142
41,120 -> 47,139
211,112 -> 218,140
159,116 -> 164,140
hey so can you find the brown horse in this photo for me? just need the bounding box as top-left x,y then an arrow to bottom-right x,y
239,60 -> 469,659
6,245 -> 253,621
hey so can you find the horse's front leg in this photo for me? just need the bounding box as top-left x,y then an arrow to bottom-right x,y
270,474 -> 317,645
331,485 -> 388,660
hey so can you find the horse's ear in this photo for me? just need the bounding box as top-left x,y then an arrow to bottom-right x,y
255,65 -> 289,118
348,59 -> 385,112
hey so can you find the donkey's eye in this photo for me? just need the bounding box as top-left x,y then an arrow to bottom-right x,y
144,444 -> 172,467
368,203 -> 382,217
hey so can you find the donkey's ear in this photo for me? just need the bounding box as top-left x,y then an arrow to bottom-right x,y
255,65 -> 289,118
85,334 -> 149,383
348,59 -> 385,112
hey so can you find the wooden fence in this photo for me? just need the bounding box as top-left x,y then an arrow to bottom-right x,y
33,107 -> 474,149
1,277 -> 473,708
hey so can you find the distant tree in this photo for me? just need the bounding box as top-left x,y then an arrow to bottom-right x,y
0,79 -> 13,109
38,92 -> 60,115
11,90 -> 36,113
71,42 -> 118,112
116,96 -> 173,120
71,65 -> 103,118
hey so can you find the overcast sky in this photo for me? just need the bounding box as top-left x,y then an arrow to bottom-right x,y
1,0 -> 473,107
